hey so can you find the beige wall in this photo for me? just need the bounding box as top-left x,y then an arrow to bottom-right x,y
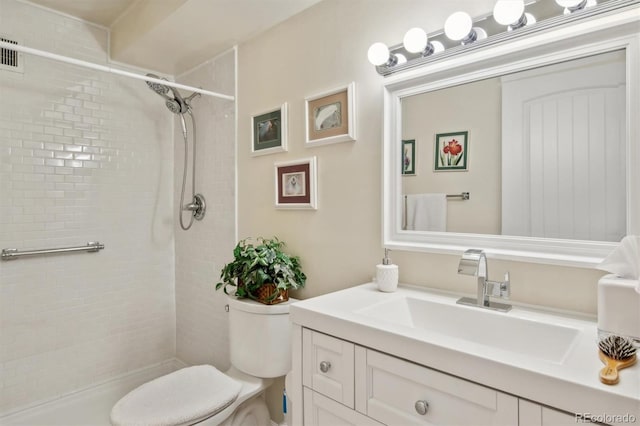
237,0 -> 604,316
402,78 -> 501,234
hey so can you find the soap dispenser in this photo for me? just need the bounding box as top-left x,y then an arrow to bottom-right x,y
376,249 -> 399,292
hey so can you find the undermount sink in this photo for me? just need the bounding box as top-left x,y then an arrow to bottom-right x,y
356,296 -> 580,363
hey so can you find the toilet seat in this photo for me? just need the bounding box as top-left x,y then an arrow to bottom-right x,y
111,365 -> 242,426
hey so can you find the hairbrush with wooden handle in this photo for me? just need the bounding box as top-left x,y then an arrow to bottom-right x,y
598,335 -> 637,385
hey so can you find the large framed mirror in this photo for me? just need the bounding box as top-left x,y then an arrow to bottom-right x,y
382,3 -> 639,267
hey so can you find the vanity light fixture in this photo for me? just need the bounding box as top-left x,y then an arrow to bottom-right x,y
403,27 -> 445,57
444,11 -> 488,44
368,0 -> 611,76
493,0 -> 537,30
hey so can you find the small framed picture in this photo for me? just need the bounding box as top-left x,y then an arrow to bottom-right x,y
251,103 -> 287,156
434,131 -> 468,171
402,139 -> 416,175
305,82 -> 356,147
274,157 -> 318,209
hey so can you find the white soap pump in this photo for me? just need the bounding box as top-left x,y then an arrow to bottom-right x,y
376,249 -> 399,292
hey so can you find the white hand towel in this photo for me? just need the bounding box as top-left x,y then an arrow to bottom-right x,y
405,193 -> 447,232
596,235 -> 640,293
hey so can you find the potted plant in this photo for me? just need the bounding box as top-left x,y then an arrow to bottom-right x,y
215,237 -> 306,304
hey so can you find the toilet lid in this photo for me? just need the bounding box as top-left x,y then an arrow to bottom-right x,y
110,365 -> 242,426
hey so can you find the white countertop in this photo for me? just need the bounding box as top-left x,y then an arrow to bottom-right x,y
290,283 -> 640,426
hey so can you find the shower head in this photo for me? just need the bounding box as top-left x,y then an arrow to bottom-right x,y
145,73 -> 170,97
168,88 -> 188,114
146,73 -> 191,114
166,98 -> 183,114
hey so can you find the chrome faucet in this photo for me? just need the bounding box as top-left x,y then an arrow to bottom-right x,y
456,249 -> 511,312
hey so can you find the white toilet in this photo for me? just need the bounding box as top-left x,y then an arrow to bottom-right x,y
110,296 -> 294,426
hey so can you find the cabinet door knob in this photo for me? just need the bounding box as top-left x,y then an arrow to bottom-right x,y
414,400 -> 429,415
319,361 -> 331,373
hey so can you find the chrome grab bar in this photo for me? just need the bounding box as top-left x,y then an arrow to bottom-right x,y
1,241 -> 104,261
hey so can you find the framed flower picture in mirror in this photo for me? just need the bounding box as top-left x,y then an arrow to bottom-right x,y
402,139 -> 416,175
434,131 -> 468,171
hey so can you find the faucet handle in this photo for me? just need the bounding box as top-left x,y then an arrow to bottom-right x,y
501,272 -> 510,299
486,272 -> 510,299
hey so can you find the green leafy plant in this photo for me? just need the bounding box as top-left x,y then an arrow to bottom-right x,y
215,237 -> 306,302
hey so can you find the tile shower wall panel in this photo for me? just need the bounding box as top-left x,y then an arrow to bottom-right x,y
175,50 -> 236,367
0,0 -> 176,414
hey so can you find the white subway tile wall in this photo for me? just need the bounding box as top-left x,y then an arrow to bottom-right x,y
0,0 -> 176,414
174,51 -> 236,367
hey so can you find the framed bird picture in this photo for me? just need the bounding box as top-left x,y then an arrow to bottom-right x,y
305,83 -> 356,147
251,103 -> 288,156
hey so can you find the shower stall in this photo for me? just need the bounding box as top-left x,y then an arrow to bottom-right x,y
0,0 -> 236,421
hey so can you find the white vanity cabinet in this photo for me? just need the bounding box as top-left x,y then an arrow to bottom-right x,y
303,388 -> 384,426
519,400 -> 578,426
301,329 -> 518,426
290,284 -> 639,426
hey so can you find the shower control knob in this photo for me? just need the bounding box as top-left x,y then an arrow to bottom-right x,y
415,400 -> 429,415
319,361 -> 331,373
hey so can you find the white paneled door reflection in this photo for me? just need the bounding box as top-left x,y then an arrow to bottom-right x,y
501,51 -> 626,242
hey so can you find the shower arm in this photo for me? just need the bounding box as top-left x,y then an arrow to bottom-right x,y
184,92 -> 202,104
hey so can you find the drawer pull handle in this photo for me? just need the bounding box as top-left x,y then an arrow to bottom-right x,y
319,361 -> 331,373
414,400 -> 429,415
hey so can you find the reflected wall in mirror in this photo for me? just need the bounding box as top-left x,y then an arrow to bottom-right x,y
401,50 -> 626,242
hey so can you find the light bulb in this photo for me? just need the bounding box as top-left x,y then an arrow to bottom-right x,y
555,0 -> 584,6
367,42 -> 390,66
444,11 -> 473,41
493,0 -> 525,26
431,40 -> 445,54
403,28 -> 428,54
472,27 -> 488,42
524,12 -> 536,25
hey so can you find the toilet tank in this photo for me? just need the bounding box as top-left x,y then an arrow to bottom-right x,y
228,296 -> 295,378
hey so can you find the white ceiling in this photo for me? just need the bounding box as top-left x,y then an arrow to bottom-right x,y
28,0 -> 323,75
29,0 -> 136,27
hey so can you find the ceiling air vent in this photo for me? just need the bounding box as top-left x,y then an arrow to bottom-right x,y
0,36 -> 24,73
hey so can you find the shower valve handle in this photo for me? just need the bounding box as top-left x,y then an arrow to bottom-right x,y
182,194 -> 206,221
183,202 -> 199,211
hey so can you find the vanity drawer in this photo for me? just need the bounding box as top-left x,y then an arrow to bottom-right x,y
357,349 -> 518,425
303,328 -> 355,408
303,388 -> 384,426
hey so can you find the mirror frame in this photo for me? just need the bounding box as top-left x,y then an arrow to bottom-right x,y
382,3 -> 640,268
